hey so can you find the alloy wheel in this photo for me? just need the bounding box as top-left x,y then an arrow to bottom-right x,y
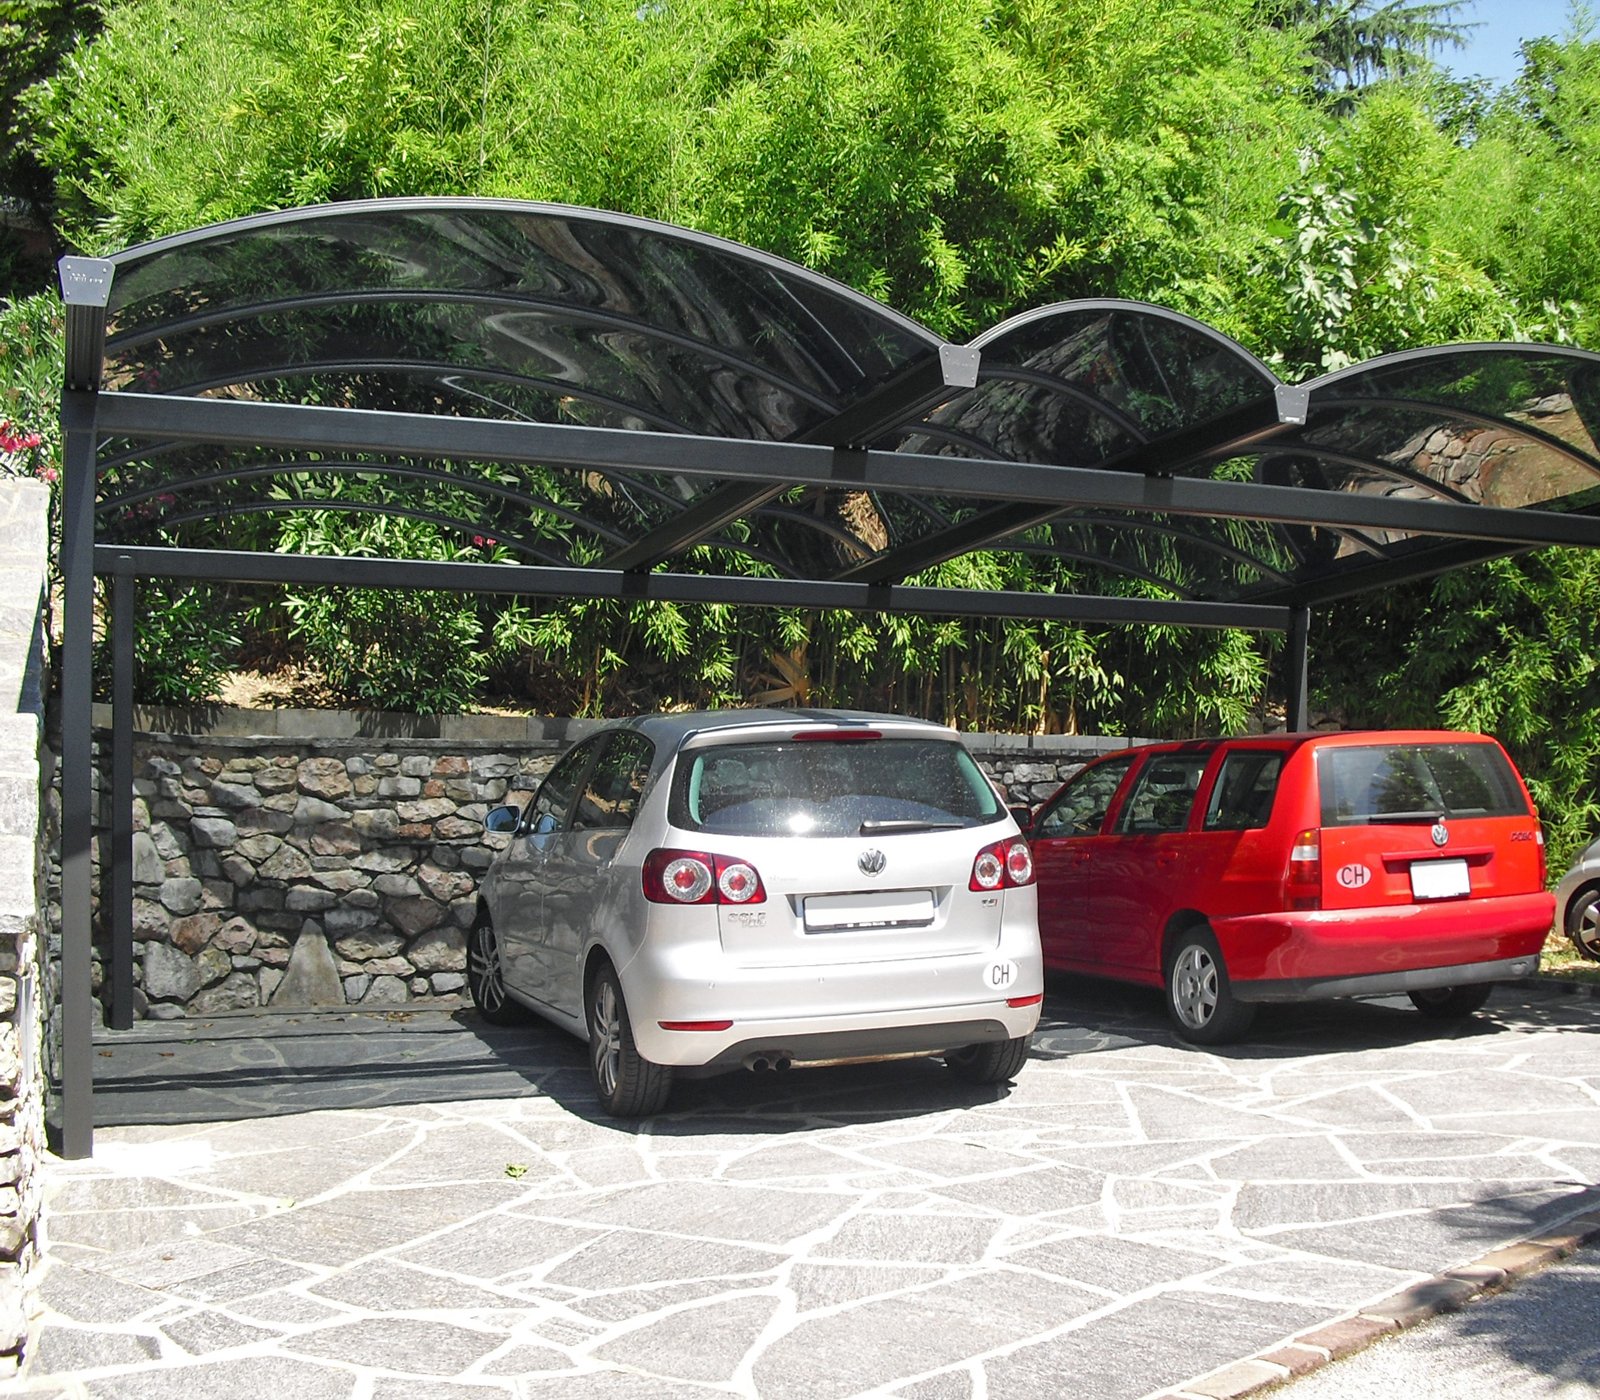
1170,942 -> 1218,1030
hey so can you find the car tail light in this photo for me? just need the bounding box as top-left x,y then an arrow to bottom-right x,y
658,1019 -> 734,1032
1006,992 -> 1044,1009
643,849 -> 767,905
970,838 -> 1035,891
1536,826 -> 1547,885
1287,827 -> 1321,911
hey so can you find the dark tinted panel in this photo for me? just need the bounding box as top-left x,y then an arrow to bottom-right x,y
1318,743 -> 1528,825
1036,755 -> 1135,837
1115,753 -> 1211,834
1204,751 -> 1284,830
104,205 -> 938,438
573,731 -> 655,831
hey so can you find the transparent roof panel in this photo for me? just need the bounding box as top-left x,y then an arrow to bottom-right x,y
103,202 -> 940,440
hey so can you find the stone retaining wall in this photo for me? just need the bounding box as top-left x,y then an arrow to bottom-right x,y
0,480 -> 51,1370
76,713 -> 1133,1023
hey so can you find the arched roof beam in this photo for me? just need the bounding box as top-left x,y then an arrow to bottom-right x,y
996,513 -> 1295,586
107,289 -> 845,414
95,459 -> 630,547
140,499 -> 575,568
154,360 -> 703,436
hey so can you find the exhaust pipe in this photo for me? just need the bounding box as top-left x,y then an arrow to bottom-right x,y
742,1052 -> 794,1073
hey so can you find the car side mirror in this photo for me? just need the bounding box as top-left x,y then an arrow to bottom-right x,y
484,804 -> 520,834
1009,804 -> 1034,832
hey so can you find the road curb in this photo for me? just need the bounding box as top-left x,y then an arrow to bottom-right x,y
1153,1193 -> 1600,1399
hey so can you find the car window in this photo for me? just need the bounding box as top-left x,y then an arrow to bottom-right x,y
1203,750 -> 1283,831
1318,742 -> 1529,825
572,731 -> 655,831
1036,755 -> 1134,837
520,736 -> 601,835
671,736 -> 1002,837
1114,753 -> 1210,835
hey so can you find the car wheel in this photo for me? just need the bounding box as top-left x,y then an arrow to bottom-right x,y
1565,885 -> 1600,962
586,962 -> 673,1117
467,910 -> 527,1027
1408,983 -> 1494,1019
1164,928 -> 1256,1045
944,1034 -> 1031,1085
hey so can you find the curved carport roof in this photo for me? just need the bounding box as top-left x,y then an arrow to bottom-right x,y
53,197 -> 1600,1153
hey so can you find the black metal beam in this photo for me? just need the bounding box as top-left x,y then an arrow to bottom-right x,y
80,393 -> 1600,551
110,557 -> 134,1032
58,402 -> 99,1159
92,544 -> 1293,632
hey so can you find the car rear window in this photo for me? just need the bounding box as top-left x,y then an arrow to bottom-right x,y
1318,742 -> 1529,825
671,737 -> 1004,837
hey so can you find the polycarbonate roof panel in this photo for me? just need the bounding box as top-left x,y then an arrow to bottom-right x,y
71,200 -> 1600,613
102,201 -> 940,441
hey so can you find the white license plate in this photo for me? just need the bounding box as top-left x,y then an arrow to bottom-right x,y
803,890 -> 935,931
1410,858 -> 1470,900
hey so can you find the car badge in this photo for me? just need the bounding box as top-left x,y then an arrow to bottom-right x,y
858,849 -> 886,877
1431,821 -> 1449,848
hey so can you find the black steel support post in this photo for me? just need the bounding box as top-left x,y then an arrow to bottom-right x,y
1287,605 -> 1311,732
110,558 -> 135,1031
57,255 -> 113,1160
58,414 -> 98,1158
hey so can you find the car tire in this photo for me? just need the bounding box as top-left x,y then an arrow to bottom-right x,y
1164,927 -> 1256,1045
586,962 -> 673,1117
1408,983 -> 1494,1019
944,1034 -> 1031,1085
1565,885 -> 1600,962
466,910 -> 527,1027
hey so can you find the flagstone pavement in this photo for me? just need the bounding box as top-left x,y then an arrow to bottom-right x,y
5,978 -> 1600,1400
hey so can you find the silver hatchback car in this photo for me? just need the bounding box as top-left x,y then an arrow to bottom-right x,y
472,710 -> 1043,1115
1556,834 -> 1600,961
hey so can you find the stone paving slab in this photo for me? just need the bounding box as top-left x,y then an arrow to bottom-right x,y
7,980 -> 1600,1398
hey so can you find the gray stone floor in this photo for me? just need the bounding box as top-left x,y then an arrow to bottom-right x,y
7,979 -> 1600,1399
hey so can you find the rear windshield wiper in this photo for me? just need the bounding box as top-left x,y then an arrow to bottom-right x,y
858,819 -> 966,835
1359,810 -> 1448,825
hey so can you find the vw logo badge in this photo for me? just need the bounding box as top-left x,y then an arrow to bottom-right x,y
1431,821 -> 1449,848
858,848 -> 887,877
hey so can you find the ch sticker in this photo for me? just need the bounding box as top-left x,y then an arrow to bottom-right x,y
1335,863 -> 1372,889
986,960 -> 1018,990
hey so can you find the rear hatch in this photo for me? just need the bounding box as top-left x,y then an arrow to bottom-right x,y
665,724 -> 1022,967
1313,740 -> 1544,910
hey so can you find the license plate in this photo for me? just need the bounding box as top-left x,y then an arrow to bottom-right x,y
803,890 -> 935,931
1410,858 -> 1469,900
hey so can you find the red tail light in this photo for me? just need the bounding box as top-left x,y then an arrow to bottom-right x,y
1287,827 -> 1321,911
1536,826 -> 1547,885
643,849 -> 768,905
970,837 -> 1035,891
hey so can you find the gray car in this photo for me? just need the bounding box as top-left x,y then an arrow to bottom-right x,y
472,710 -> 1043,1115
1556,834 -> 1600,961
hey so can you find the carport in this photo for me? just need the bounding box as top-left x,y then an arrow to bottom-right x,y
55,197 -> 1600,1156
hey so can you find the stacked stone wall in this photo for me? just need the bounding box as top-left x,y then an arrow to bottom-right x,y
64,714 -> 1136,1023
0,480 -> 51,1370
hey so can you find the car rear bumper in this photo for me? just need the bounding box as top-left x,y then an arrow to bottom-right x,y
1212,890 -> 1554,992
623,938 -> 1044,1066
1229,953 -> 1539,1003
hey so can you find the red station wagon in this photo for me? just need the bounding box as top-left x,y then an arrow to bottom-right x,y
1028,730 -> 1554,1043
